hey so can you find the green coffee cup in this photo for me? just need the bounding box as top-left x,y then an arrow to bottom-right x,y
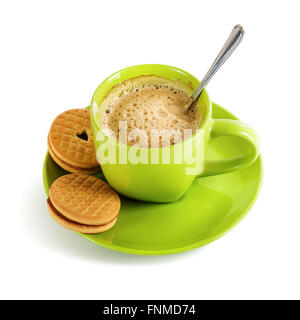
90,64 -> 260,202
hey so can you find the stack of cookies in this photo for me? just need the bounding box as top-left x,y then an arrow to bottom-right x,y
48,109 -> 101,174
46,109 -> 120,234
47,174 -> 120,233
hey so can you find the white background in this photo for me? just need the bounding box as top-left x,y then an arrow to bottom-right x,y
0,0 -> 299,300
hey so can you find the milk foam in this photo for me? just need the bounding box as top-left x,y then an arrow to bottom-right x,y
100,76 -> 202,148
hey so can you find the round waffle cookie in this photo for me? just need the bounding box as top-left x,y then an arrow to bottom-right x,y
47,174 -> 120,234
48,109 -> 101,174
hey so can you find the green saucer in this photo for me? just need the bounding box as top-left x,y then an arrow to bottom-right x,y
43,103 -> 263,255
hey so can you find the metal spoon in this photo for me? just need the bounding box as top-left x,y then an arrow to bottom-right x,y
184,24 -> 245,112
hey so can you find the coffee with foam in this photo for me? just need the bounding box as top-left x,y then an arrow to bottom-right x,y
100,75 -> 202,148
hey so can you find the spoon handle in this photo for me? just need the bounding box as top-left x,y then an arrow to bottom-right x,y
184,25 -> 245,112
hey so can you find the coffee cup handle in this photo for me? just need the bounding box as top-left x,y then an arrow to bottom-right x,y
201,119 -> 260,177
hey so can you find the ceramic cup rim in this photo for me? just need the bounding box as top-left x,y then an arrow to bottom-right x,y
90,64 -> 212,151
